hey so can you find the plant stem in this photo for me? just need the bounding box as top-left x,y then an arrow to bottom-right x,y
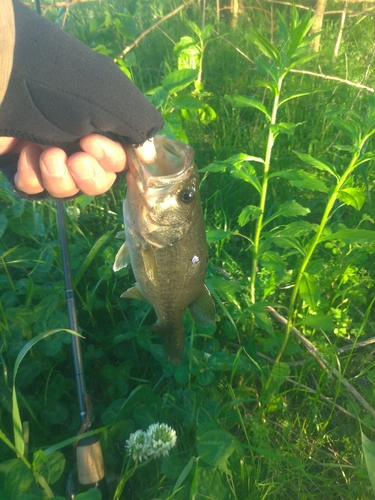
250,77 -> 282,304
273,148 -> 363,367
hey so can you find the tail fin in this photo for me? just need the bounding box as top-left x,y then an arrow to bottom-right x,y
150,323 -> 184,365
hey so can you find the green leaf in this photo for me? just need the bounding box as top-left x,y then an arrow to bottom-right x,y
208,277 -> 245,295
271,122 -> 302,136
337,187 -> 366,210
331,116 -> 361,142
162,69 -> 199,94
269,235 -> 306,254
266,362 -> 290,397
199,103 -> 217,124
230,164 -> 262,193
353,151 -> 375,168
74,231 -> 113,287
285,11 -> 315,60
270,169 -> 328,192
33,450 -> 65,485
333,144 -> 357,152
248,302 -> 275,335
186,20 -> 202,38
200,153 -> 263,173
13,329 -> 81,456
202,23 -> 214,41
301,314 -> 335,331
162,456 -> 188,480
41,402 -> 68,424
170,95 -> 202,111
255,58 -> 279,82
271,221 -> 318,238
4,460 -> 33,500
238,205 -> 262,226
146,86 -> 169,108
299,272 -> 320,310
293,151 -> 338,179
255,79 -> 278,95
4,247 -> 40,269
8,211 -> 45,239
206,229 -> 231,243
250,29 -> 281,64
196,466 -> 227,499
173,36 -> 196,53
197,429 -> 236,468
253,311 -> 274,335
75,490 -> 102,500
0,214 -> 7,238
260,251 -> 286,274
362,431 -> 375,495
263,200 -> 310,227
172,457 -> 197,494
6,306 -> 35,327
225,95 -> 270,119
319,229 -> 375,245
200,161 -> 227,173
305,259 -> 325,275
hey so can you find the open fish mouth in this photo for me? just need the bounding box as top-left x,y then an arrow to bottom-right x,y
128,135 -> 194,189
124,135 -> 199,248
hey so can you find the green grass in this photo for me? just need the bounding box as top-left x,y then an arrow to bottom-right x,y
1,1 -> 375,499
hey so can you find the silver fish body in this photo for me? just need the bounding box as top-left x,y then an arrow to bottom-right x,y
114,136 -> 215,364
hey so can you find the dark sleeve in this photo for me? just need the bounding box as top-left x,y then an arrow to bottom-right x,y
0,0 -> 164,199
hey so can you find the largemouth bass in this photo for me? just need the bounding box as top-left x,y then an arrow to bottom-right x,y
113,136 -> 215,365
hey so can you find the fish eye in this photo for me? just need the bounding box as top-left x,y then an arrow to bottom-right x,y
179,188 -> 196,204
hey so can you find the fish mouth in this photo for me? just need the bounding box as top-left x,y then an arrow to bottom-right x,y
124,136 -> 198,248
128,135 -> 193,188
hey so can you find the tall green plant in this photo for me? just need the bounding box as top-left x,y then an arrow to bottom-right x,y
275,108 -> 375,364
202,9 -> 316,311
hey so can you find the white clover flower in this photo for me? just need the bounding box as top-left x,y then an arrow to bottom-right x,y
126,423 -> 177,462
146,423 -> 177,458
125,429 -> 152,462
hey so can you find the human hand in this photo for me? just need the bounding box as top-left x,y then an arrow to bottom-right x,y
0,135 -> 156,198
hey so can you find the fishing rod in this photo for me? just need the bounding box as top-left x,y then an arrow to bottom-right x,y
56,201 -> 108,499
33,2 -> 108,498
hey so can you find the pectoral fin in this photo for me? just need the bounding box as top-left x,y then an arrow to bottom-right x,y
121,283 -> 148,302
188,285 -> 216,327
113,241 -> 131,272
116,230 -> 126,240
141,245 -> 157,286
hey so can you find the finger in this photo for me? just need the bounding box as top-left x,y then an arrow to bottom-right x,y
0,137 -> 20,155
79,134 -> 126,173
39,148 -> 80,198
135,138 -> 156,164
14,144 -> 45,194
67,152 -> 117,196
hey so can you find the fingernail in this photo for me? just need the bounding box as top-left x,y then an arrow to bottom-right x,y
69,158 -> 95,180
41,154 -> 67,176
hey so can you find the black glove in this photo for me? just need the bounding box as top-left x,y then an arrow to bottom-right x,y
0,0 -> 163,147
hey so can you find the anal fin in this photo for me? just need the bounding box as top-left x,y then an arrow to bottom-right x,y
188,285 -> 216,327
121,283 -> 148,302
